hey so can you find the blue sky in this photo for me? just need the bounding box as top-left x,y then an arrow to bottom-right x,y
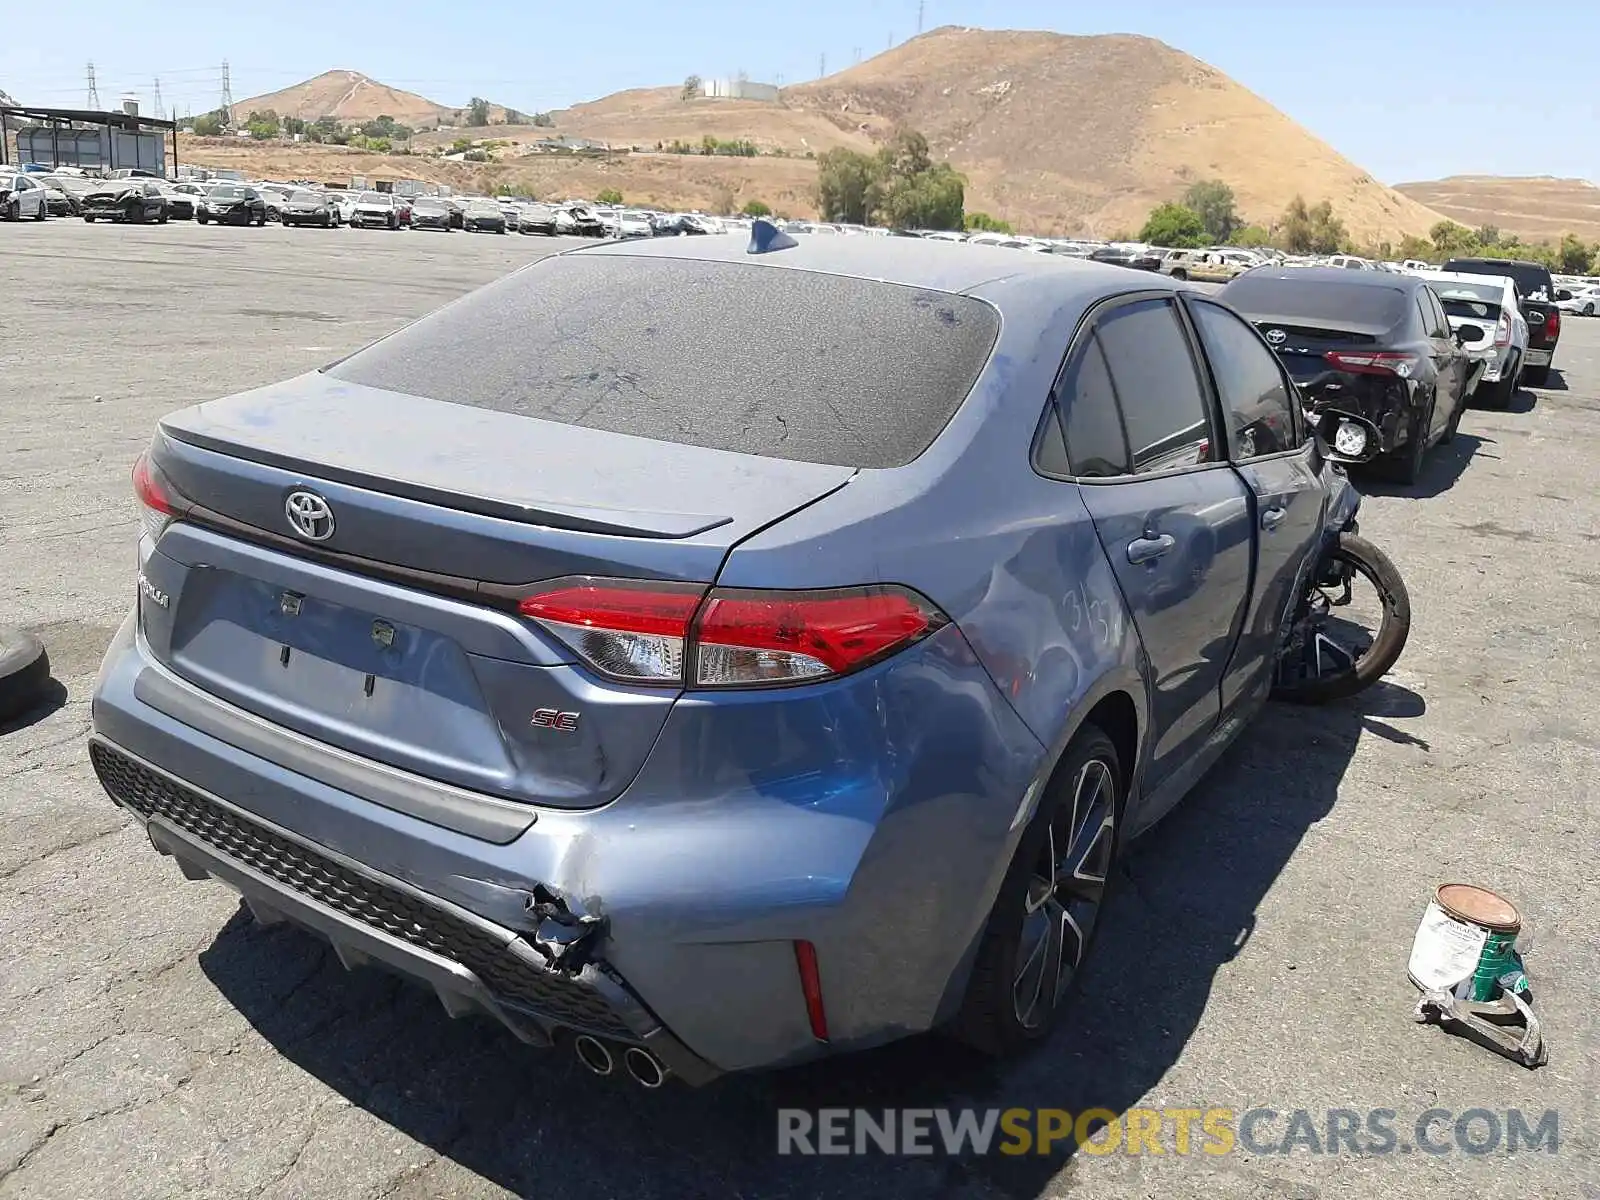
3,0 -> 1593,184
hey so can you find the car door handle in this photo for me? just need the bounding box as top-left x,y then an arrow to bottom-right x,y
1260,506 -> 1288,532
1127,534 -> 1176,564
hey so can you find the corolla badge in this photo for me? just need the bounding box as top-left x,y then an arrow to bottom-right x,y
284,490 -> 336,542
1265,328 -> 1287,345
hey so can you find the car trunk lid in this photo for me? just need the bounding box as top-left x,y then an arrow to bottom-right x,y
142,375 -> 855,810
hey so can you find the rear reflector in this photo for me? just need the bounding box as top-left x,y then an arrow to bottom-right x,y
793,940 -> 829,1041
518,578 -> 947,688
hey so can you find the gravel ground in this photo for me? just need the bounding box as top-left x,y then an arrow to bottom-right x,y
1,220 -> 1596,1200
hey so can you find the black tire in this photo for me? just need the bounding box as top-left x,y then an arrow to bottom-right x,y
1524,365 -> 1550,387
1169,268 -> 1188,281
5,198 -> 18,221
1584,303 -> 1594,317
1441,391 -> 1464,442
1480,360 -> 1517,409
0,628 -> 51,725
197,212 -> 208,224
1387,397 -> 1433,484
157,207 -> 168,224
1274,533 -> 1411,705
83,214 -> 95,223
33,199 -> 47,221
952,725 -> 1123,1056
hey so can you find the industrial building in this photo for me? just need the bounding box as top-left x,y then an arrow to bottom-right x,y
701,78 -> 781,103
0,98 -> 178,175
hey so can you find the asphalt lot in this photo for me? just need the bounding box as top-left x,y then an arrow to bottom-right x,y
1,219 -> 1597,1200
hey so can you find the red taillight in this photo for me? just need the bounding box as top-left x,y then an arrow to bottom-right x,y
1495,313 -> 1511,346
132,451 -> 188,541
1323,350 -> 1420,378
793,940 -> 829,1041
517,580 -> 704,683
518,578 -> 947,688
132,452 -> 178,516
1546,309 -> 1560,336
695,586 -> 943,685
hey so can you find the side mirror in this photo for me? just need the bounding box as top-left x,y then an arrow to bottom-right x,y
1315,411 -> 1382,463
1454,323 -> 1486,345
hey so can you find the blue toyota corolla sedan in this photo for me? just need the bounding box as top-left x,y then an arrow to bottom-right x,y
90,230 -> 1393,1087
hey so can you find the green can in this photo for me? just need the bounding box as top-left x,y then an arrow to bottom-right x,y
1436,884 -> 1523,1003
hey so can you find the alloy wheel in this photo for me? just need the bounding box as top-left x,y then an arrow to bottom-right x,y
1012,758 -> 1117,1030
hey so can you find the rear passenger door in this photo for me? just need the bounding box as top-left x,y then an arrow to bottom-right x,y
1185,297 -> 1324,713
1057,296 -> 1255,792
1418,287 -> 1462,438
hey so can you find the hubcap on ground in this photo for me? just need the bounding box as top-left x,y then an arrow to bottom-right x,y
1013,758 -> 1117,1030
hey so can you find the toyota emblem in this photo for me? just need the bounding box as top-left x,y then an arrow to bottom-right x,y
284,490 -> 336,542
1265,328 -> 1287,345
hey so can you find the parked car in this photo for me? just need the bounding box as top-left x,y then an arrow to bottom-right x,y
197,184 -> 267,226
258,186 -> 295,223
1220,266 -> 1481,482
1159,248 -> 1250,283
327,192 -> 358,225
1416,270 -> 1529,408
555,203 -> 606,236
1088,244 -> 1162,272
518,202 -> 558,235
154,185 -> 196,221
93,237 -> 1410,1088
616,210 -> 656,239
440,198 -> 466,229
1555,285 -> 1600,317
280,190 -> 342,228
350,192 -> 402,230
1441,257 -> 1560,385
408,197 -> 453,231
34,177 -> 80,217
462,199 -> 506,233
82,180 -> 168,224
496,200 -> 522,232
0,171 -> 50,221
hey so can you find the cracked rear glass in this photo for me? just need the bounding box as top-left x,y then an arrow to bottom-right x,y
323,253 -> 1001,468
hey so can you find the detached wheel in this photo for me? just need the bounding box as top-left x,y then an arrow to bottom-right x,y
0,628 -> 51,725
952,725 -> 1122,1056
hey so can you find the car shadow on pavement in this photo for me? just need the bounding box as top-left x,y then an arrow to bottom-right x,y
1501,387 -> 1539,415
0,679 -> 68,736
1354,433 -> 1488,501
198,682 -> 1421,1199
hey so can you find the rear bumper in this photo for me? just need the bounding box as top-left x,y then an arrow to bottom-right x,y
1524,347 -> 1553,367
90,612 -> 1045,1076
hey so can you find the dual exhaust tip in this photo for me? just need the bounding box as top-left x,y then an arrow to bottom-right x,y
573,1034 -> 669,1088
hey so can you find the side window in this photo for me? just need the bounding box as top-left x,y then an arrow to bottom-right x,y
1095,299 -> 1214,475
1430,291 -> 1452,338
1421,289 -> 1448,338
1057,335 -> 1130,478
1415,294 -> 1435,338
1189,300 -> 1298,459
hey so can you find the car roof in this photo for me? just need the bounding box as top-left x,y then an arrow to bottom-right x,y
1445,256 -> 1549,272
566,232 -> 1148,303
1415,269 -> 1513,293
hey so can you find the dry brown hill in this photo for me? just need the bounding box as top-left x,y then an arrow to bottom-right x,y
207,30 -> 1451,240
1394,176 -> 1600,243
234,70 -> 511,129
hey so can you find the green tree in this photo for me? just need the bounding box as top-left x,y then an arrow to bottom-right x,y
532,112 -> 555,128
741,199 -> 772,217
451,137 -> 474,154
467,97 -> 491,127
682,75 -> 703,100
1139,202 -> 1207,248
1280,196 -> 1347,255
1181,178 -> 1241,243
244,109 -> 280,140
1429,220 -> 1476,257
965,211 -> 1013,234
878,162 -> 965,230
282,116 -> 306,136
596,188 -> 623,205
190,113 -> 223,137
1475,224 -> 1502,247
1398,234 -> 1434,261
701,134 -> 720,155
503,108 -> 524,125
1558,233 -> 1593,275
816,148 -> 880,225
878,128 -> 932,179
1229,224 -> 1274,248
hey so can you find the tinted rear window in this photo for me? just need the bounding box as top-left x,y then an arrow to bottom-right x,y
1444,259 -> 1552,301
325,254 -> 1001,468
1220,276 -> 1408,328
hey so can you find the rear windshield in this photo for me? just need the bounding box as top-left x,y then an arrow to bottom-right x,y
207,186 -> 243,199
1220,276 -> 1408,328
1444,259 -> 1553,301
290,190 -> 320,202
358,192 -> 389,204
325,254 -> 1001,468
1439,297 -> 1500,322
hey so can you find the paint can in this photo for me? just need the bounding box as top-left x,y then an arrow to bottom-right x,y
1407,884 -> 1524,1001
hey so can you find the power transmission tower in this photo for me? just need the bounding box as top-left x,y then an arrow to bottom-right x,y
152,78 -> 165,120
86,62 -> 101,110
853,47 -> 862,65
220,60 -> 234,125
888,31 -> 894,50
917,0 -> 925,34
